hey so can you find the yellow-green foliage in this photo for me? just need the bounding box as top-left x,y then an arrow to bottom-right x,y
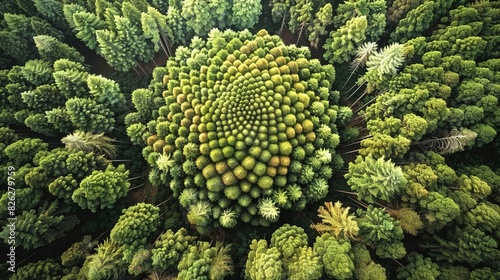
137,28 -> 346,230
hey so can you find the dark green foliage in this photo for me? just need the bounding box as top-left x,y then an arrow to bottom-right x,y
4,138 -> 48,167
61,235 -> 97,267
0,201 -> 78,250
11,258 -> 64,280
66,97 -> 115,133
357,206 -> 406,259
396,253 -> 440,280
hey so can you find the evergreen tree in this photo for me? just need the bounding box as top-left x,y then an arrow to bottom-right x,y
110,203 -> 160,262
72,164 -> 130,212
66,97 -> 116,133
33,35 -> 84,63
308,3 -> 333,48
0,201 -> 78,250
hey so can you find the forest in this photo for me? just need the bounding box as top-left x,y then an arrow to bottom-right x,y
0,0 -> 499,279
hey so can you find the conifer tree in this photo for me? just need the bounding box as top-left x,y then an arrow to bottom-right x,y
72,164 -> 130,212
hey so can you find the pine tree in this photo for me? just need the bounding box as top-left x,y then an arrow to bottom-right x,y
72,11 -> 106,51
66,97 -> 116,133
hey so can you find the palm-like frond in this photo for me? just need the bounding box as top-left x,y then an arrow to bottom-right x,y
62,130 -> 117,158
86,239 -> 125,280
209,243 -> 234,280
343,42 -> 378,90
311,201 -> 359,241
352,42 -> 378,70
366,43 -> 405,79
416,129 -> 477,155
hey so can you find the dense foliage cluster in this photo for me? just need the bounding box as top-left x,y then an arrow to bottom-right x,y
128,28 -> 348,231
1,0 -> 499,279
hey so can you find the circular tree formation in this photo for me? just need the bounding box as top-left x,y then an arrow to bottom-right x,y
133,29 -> 350,231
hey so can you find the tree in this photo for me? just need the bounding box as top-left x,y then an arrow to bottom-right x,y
308,3 -> 333,48
87,74 -> 126,109
72,164 -> 130,212
352,243 -> 387,280
333,0 -> 387,42
177,241 -> 233,280
419,191 -> 460,233
313,233 -> 354,279
4,138 -> 48,167
390,1 -> 436,43
346,154 -> 407,203
270,224 -> 308,264
181,0 -> 231,36
33,0 -> 67,30
128,29 -> 344,229
245,240 -> 284,280
66,97 -> 115,133
396,253 -> 440,280
34,35 -> 84,63
62,130 -> 117,158
289,0 -> 314,42
324,16 -> 368,64
11,259 -> 64,280
287,246 -> 322,280
110,203 -> 160,262
310,201 -> 359,241
21,84 -> 65,113
361,43 -> 406,92
231,0 -> 262,30
431,226 -> 499,266
72,11 -> 106,51
20,59 -> 54,86
0,13 -> 63,65
61,235 -> 98,267
0,201 -> 78,250
79,239 -> 127,280
151,228 -> 197,272
357,206 -> 406,259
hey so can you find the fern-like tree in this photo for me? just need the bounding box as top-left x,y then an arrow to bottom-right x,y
79,239 -> 127,280
360,43 -> 407,93
61,130 -> 117,158
33,35 -> 84,63
415,129 -> 477,155
345,154 -> 407,203
310,201 -> 359,241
